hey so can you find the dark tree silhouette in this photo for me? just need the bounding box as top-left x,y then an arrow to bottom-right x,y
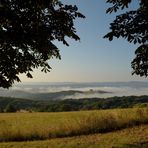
0,0 -> 85,88
104,0 -> 148,77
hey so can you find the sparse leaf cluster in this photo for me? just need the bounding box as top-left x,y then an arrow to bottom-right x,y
104,0 -> 148,77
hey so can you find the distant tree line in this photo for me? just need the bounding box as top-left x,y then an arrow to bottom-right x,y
0,96 -> 148,113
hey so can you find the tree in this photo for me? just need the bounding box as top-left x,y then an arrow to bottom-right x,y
0,0 -> 85,88
0,107 -> 4,113
5,103 -> 17,112
104,0 -> 148,77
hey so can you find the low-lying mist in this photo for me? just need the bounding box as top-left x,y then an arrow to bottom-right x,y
0,82 -> 148,100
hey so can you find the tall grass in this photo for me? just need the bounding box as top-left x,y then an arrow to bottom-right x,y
0,108 -> 148,142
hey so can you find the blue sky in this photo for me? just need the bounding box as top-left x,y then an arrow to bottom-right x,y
20,0 -> 147,82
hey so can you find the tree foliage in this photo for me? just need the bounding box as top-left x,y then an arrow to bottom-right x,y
0,96 -> 148,112
104,0 -> 148,77
5,103 -> 17,112
0,0 -> 85,88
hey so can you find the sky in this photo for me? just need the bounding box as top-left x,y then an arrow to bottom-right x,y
20,0 -> 147,83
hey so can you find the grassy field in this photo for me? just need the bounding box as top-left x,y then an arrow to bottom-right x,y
0,108 -> 148,143
0,125 -> 148,148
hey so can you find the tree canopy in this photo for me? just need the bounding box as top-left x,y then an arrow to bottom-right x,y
104,0 -> 148,77
0,0 -> 85,88
0,0 -> 147,88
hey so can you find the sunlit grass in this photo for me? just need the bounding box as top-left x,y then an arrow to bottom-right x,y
0,108 -> 148,142
0,125 -> 148,148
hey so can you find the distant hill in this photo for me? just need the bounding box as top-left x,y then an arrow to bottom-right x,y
0,95 -> 148,112
0,89 -> 110,100
0,81 -> 148,100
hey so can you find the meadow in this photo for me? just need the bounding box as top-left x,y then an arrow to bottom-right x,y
0,108 -> 148,143
0,125 -> 148,148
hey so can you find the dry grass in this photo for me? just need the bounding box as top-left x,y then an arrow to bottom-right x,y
0,108 -> 148,142
0,125 -> 148,148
